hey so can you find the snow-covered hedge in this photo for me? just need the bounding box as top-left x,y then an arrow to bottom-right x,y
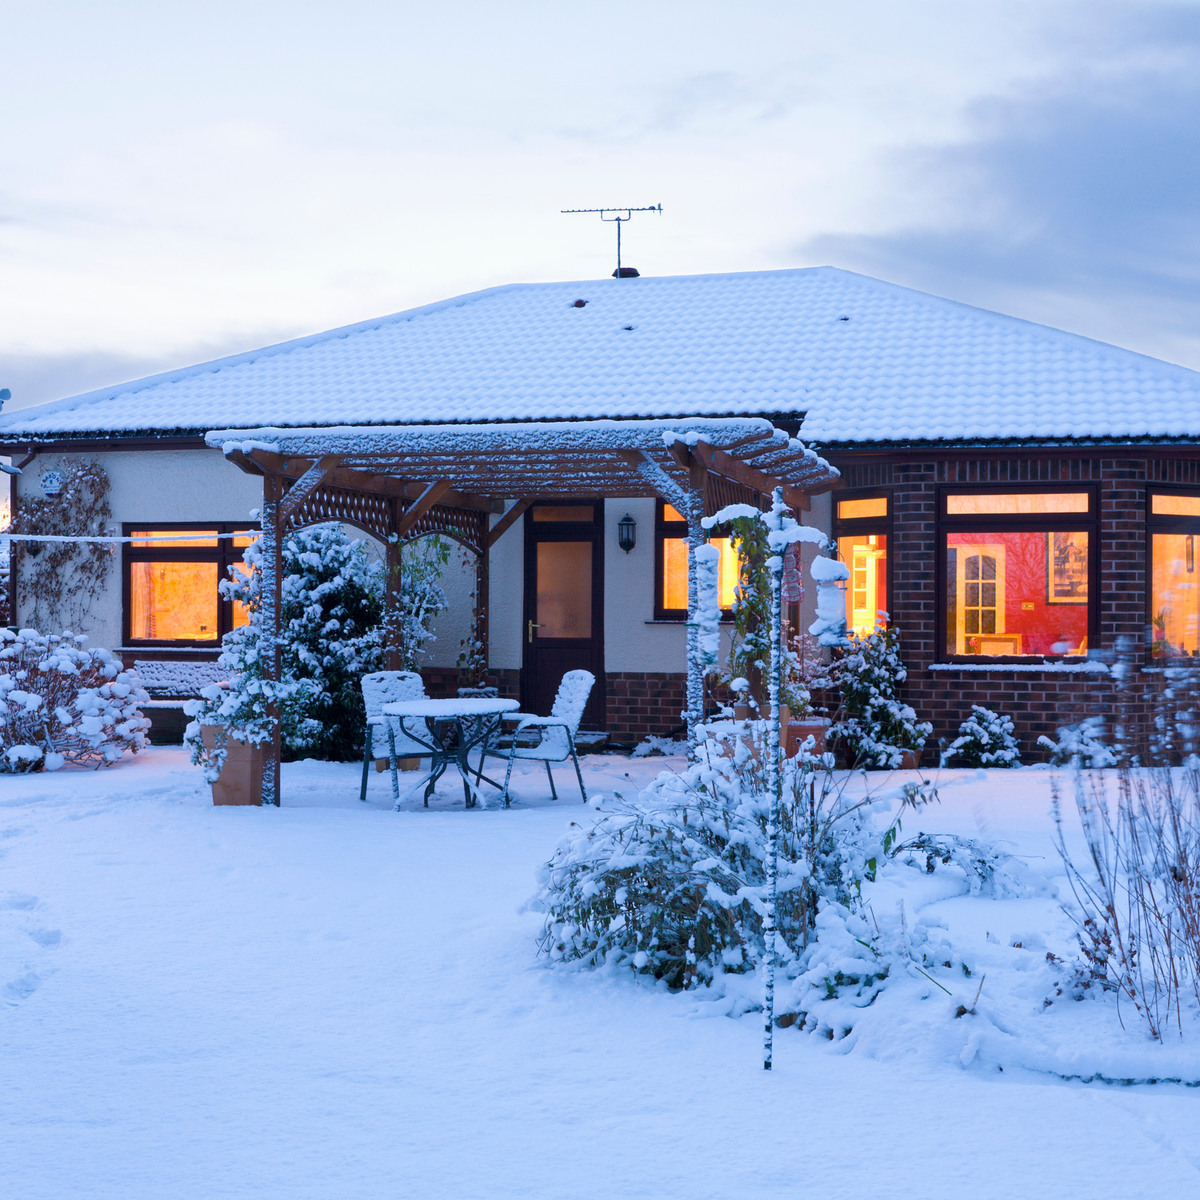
0,629 -> 150,772
944,706 -> 1021,768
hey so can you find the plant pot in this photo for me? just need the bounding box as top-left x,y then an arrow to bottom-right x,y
375,757 -> 422,773
786,717 -> 831,757
899,749 -> 920,770
201,725 -> 263,806
733,703 -> 750,721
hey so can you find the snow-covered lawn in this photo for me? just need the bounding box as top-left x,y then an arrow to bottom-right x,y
2,751 -> 1198,1199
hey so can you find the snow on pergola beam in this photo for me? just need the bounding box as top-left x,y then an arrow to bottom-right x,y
206,417 -> 842,510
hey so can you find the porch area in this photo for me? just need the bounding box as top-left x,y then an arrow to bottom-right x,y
207,416 -> 842,804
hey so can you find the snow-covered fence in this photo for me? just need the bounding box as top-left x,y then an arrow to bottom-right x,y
0,629 -> 151,772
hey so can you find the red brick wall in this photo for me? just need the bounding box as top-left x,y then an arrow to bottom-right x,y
605,671 -> 687,744
832,452 -> 1186,762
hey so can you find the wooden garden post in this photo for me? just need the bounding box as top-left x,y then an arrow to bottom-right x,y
259,471 -> 284,808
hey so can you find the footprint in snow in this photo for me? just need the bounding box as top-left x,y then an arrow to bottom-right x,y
3,972 -> 43,1003
3,892 -> 39,911
27,929 -> 62,948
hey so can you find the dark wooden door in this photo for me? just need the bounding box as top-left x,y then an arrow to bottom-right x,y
522,501 -> 605,728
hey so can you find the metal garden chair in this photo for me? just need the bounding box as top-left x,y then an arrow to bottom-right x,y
359,670 -> 430,801
479,669 -> 594,806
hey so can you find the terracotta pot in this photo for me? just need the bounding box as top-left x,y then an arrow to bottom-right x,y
787,717 -> 831,757
201,725 -> 263,806
899,749 -> 921,770
375,757 -> 422,773
732,703 -> 751,721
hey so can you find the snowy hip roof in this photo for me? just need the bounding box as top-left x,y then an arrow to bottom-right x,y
4,265 -> 1200,444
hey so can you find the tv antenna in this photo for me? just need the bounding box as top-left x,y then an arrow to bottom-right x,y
561,204 -> 662,277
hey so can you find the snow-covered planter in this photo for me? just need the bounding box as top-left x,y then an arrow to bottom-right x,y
826,626 -> 931,769
0,629 -> 150,772
536,721 -> 935,989
944,706 -> 1021,768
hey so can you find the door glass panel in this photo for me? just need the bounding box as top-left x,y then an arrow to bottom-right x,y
536,542 -> 592,637
532,505 -> 594,522
129,561 -> 219,640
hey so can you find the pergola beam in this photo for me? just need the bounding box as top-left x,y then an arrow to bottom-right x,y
486,498 -> 536,548
393,480 -> 452,540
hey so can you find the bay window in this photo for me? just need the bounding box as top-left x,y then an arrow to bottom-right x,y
123,523 -> 257,646
1149,491 -> 1200,659
834,492 -> 890,637
939,488 -> 1096,659
655,502 -> 739,619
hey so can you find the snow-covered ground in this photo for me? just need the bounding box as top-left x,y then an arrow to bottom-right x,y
2,750 -> 1198,1199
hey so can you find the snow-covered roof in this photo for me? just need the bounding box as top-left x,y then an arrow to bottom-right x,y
4,266 -> 1200,445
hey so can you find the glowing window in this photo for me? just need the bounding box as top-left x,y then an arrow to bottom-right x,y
945,530 -> 1088,656
838,497 -> 888,520
1152,494 -> 1200,518
946,493 -> 1089,515
837,534 -> 888,636
124,523 -> 259,644
662,537 -> 739,611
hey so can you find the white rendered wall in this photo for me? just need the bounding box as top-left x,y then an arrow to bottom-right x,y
486,505 -> 524,672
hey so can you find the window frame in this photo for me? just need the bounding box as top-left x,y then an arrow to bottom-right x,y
1146,486 -> 1200,661
833,488 -> 893,635
935,483 -> 1099,663
653,499 -> 738,622
121,521 -> 259,648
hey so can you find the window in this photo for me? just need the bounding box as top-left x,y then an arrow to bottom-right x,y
1149,490 -> 1200,659
834,492 -> 890,637
940,489 -> 1096,658
655,502 -> 739,619
123,523 -> 258,646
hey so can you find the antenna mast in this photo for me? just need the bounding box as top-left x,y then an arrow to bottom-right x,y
561,204 -> 662,277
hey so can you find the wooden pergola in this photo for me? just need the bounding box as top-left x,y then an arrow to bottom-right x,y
207,417 -> 842,805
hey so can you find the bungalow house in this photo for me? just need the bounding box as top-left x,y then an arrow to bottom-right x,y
4,265 -> 1200,757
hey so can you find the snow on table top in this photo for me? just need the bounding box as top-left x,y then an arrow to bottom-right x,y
5,265 -> 1200,444
382,697 -> 520,717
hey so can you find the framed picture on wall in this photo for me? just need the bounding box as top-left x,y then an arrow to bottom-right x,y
1047,530 -> 1088,604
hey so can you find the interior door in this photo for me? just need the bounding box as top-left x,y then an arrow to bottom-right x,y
523,501 -> 605,728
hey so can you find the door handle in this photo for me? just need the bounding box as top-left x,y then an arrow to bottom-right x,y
527,620 -> 543,643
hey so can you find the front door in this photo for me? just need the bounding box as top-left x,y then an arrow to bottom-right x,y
523,501 -> 605,728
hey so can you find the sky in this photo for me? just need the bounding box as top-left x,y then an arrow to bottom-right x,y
3,0 -> 1200,411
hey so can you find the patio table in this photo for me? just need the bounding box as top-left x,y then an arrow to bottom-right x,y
381,697 -> 519,810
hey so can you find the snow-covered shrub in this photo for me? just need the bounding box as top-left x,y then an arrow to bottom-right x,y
186,524 -> 387,770
944,706 -> 1021,768
388,534 -> 451,674
1053,764 -> 1200,1041
0,628 -> 150,772
826,626 -> 931,769
1037,716 -> 1116,768
536,721 -> 935,988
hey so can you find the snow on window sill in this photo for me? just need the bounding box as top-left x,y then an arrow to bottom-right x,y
929,661 -> 1109,674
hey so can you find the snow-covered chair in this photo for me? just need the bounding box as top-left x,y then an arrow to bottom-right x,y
481,670 -> 593,806
359,670 -> 429,802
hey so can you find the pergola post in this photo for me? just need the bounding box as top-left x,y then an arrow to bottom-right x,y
384,497 -> 404,671
259,471 -> 284,807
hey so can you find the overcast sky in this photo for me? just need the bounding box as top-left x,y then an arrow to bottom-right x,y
3,0 -> 1200,410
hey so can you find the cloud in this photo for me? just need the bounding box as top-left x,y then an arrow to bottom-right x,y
800,4 -> 1200,366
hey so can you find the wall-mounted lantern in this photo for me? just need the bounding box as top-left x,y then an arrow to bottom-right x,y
617,513 -> 637,554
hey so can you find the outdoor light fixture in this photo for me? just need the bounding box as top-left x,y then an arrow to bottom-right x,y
617,513 -> 637,553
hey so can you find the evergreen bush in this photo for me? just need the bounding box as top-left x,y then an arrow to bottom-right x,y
944,705 -> 1021,768
826,626 -> 931,768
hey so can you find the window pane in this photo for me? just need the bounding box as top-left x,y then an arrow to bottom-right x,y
232,530 -> 259,548
837,534 -> 888,637
129,529 -> 219,547
129,562 -> 219,640
1152,493 -> 1200,518
662,537 -> 738,611
838,497 -> 888,520
663,504 -> 685,522
531,505 -> 594,522
536,541 -> 592,637
1152,534 -> 1200,657
228,560 -> 253,629
945,531 -> 1088,656
946,493 -> 1089,515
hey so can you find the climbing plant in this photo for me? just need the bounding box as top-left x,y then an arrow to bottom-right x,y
9,461 -> 113,632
